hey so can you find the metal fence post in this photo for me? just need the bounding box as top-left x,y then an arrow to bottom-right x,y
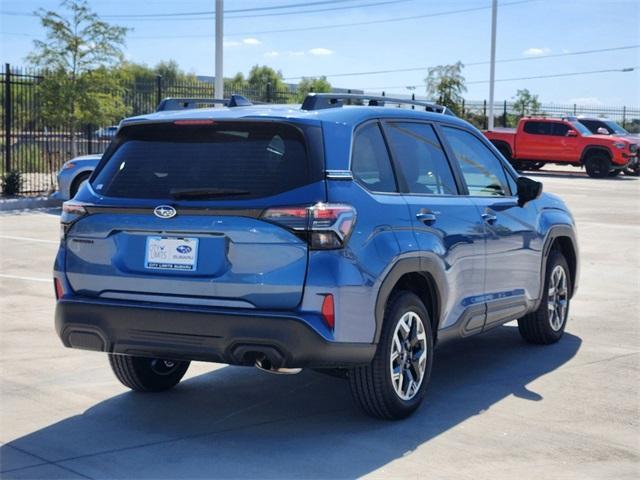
573,104 -> 577,116
266,83 -> 272,103
483,100 -> 487,129
622,106 -> 627,128
502,100 -> 507,127
461,99 -> 465,117
411,93 -> 415,110
156,75 -> 162,107
4,63 -> 11,173
86,124 -> 92,155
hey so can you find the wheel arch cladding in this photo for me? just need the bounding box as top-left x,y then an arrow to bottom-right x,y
550,236 -> 577,298
581,145 -> 612,164
374,256 -> 446,344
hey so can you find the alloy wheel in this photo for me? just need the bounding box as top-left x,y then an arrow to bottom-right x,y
389,311 -> 428,401
548,265 -> 568,331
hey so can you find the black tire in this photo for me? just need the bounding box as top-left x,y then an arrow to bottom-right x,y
108,354 -> 190,392
518,250 -> 571,345
623,165 -> 640,176
349,291 -> 434,420
529,162 -> 545,171
584,155 -> 610,178
70,171 -> 91,198
607,169 -> 622,177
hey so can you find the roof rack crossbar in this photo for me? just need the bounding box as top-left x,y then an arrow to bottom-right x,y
156,94 -> 252,111
301,93 -> 454,116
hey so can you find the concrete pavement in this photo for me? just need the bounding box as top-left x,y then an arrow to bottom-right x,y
0,169 -> 638,479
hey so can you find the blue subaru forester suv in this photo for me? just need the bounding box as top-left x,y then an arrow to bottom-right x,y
54,94 -> 579,419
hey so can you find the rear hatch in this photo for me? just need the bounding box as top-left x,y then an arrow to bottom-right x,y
64,119 -> 325,310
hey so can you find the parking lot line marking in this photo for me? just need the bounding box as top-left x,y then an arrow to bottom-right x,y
0,274 -> 51,283
0,235 -> 58,244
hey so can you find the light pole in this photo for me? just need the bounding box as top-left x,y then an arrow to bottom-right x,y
215,0 -> 224,101
487,0 -> 497,130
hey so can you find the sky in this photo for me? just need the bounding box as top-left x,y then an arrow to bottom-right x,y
1,0 -> 639,106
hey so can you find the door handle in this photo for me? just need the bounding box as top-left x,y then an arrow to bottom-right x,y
416,212 -> 437,224
482,213 -> 498,225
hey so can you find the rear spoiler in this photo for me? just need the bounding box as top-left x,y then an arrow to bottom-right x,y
156,95 -> 252,111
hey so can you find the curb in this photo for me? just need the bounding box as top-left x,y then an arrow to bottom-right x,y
0,196 -> 62,212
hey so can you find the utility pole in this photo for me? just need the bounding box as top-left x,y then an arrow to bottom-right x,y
215,0 -> 224,101
487,0 -> 498,130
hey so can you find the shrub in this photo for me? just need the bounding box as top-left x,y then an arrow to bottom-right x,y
1,171 -> 23,196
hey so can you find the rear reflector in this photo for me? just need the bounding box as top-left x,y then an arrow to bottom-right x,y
321,294 -> 335,330
54,278 -> 64,300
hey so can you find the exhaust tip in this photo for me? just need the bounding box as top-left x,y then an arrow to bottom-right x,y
255,355 -> 302,375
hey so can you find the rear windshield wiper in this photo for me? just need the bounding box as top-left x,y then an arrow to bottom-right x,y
169,188 -> 251,199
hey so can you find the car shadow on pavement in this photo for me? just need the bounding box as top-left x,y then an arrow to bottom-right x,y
0,325 -> 581,479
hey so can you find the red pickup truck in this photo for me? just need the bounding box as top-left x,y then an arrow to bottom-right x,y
484,117 -> 638,178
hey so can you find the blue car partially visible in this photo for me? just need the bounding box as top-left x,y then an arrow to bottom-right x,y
54,94 -> 579,419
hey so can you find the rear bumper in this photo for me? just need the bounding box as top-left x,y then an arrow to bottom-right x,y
55,297 -> 375,368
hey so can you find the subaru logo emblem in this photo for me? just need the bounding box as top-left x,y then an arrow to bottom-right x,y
154,205 -> 177,219
176,245 -> 192,254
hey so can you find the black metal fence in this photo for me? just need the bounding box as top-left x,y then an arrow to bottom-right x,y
2,63 -> 639,195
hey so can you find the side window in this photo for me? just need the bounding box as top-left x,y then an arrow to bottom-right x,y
523,121 -> 551,135
351,123 -> 397,193
551,123 -> 570,136
441,127 -> 512,197
523,121 -> 541,134
383,122 -> 457,195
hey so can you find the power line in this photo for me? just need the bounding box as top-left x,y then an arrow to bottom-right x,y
363,67 -> 638,90
122,0 -> 536,37
282,45 -> 640,80
0,0 -> 358,18
103,0 -> 412,21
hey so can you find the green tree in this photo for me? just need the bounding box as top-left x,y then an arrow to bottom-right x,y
27,0 -> 128,154
512,89 -> 541,116
424,61 -> 466,114
225,72 -> 248,95
296,76 -> 332,102
247,65 -> 287,101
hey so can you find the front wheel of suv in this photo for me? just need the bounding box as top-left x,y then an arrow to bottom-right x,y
518,250 -> 571,345
108,354 -> 190,392
349,291 -> 434,420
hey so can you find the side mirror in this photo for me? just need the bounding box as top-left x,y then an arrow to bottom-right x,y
596,127 -> 609,135
516,177 -> 543,207
566,130 -> 578,137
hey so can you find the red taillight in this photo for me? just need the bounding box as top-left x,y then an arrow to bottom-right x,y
261,203 -> 356,249
174,119 -> 215,125
321,294 -> 335,330
62,202 -> 87,216
54,278 -> 64,300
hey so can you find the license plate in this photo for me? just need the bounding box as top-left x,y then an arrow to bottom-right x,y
145,236 -> 199,271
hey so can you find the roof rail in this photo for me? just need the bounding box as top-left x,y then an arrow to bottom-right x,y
156,95 -> 252,112
301,93 -> 455,116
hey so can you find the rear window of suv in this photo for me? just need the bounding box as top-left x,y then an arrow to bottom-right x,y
91,121 -> 321,200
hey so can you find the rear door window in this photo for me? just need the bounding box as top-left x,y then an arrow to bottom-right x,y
351,122 -> 397,193
92,122 -> 319,199
523,121 -> 550,135
383,122 -> 458,195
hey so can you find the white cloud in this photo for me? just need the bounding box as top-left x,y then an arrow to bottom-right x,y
224,40 -> 241,48
264,51 -> 280,58
243,37 -> 261,45
568,96 -> 603,106
523,47 -> 551,57
308,47 -> 334,56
